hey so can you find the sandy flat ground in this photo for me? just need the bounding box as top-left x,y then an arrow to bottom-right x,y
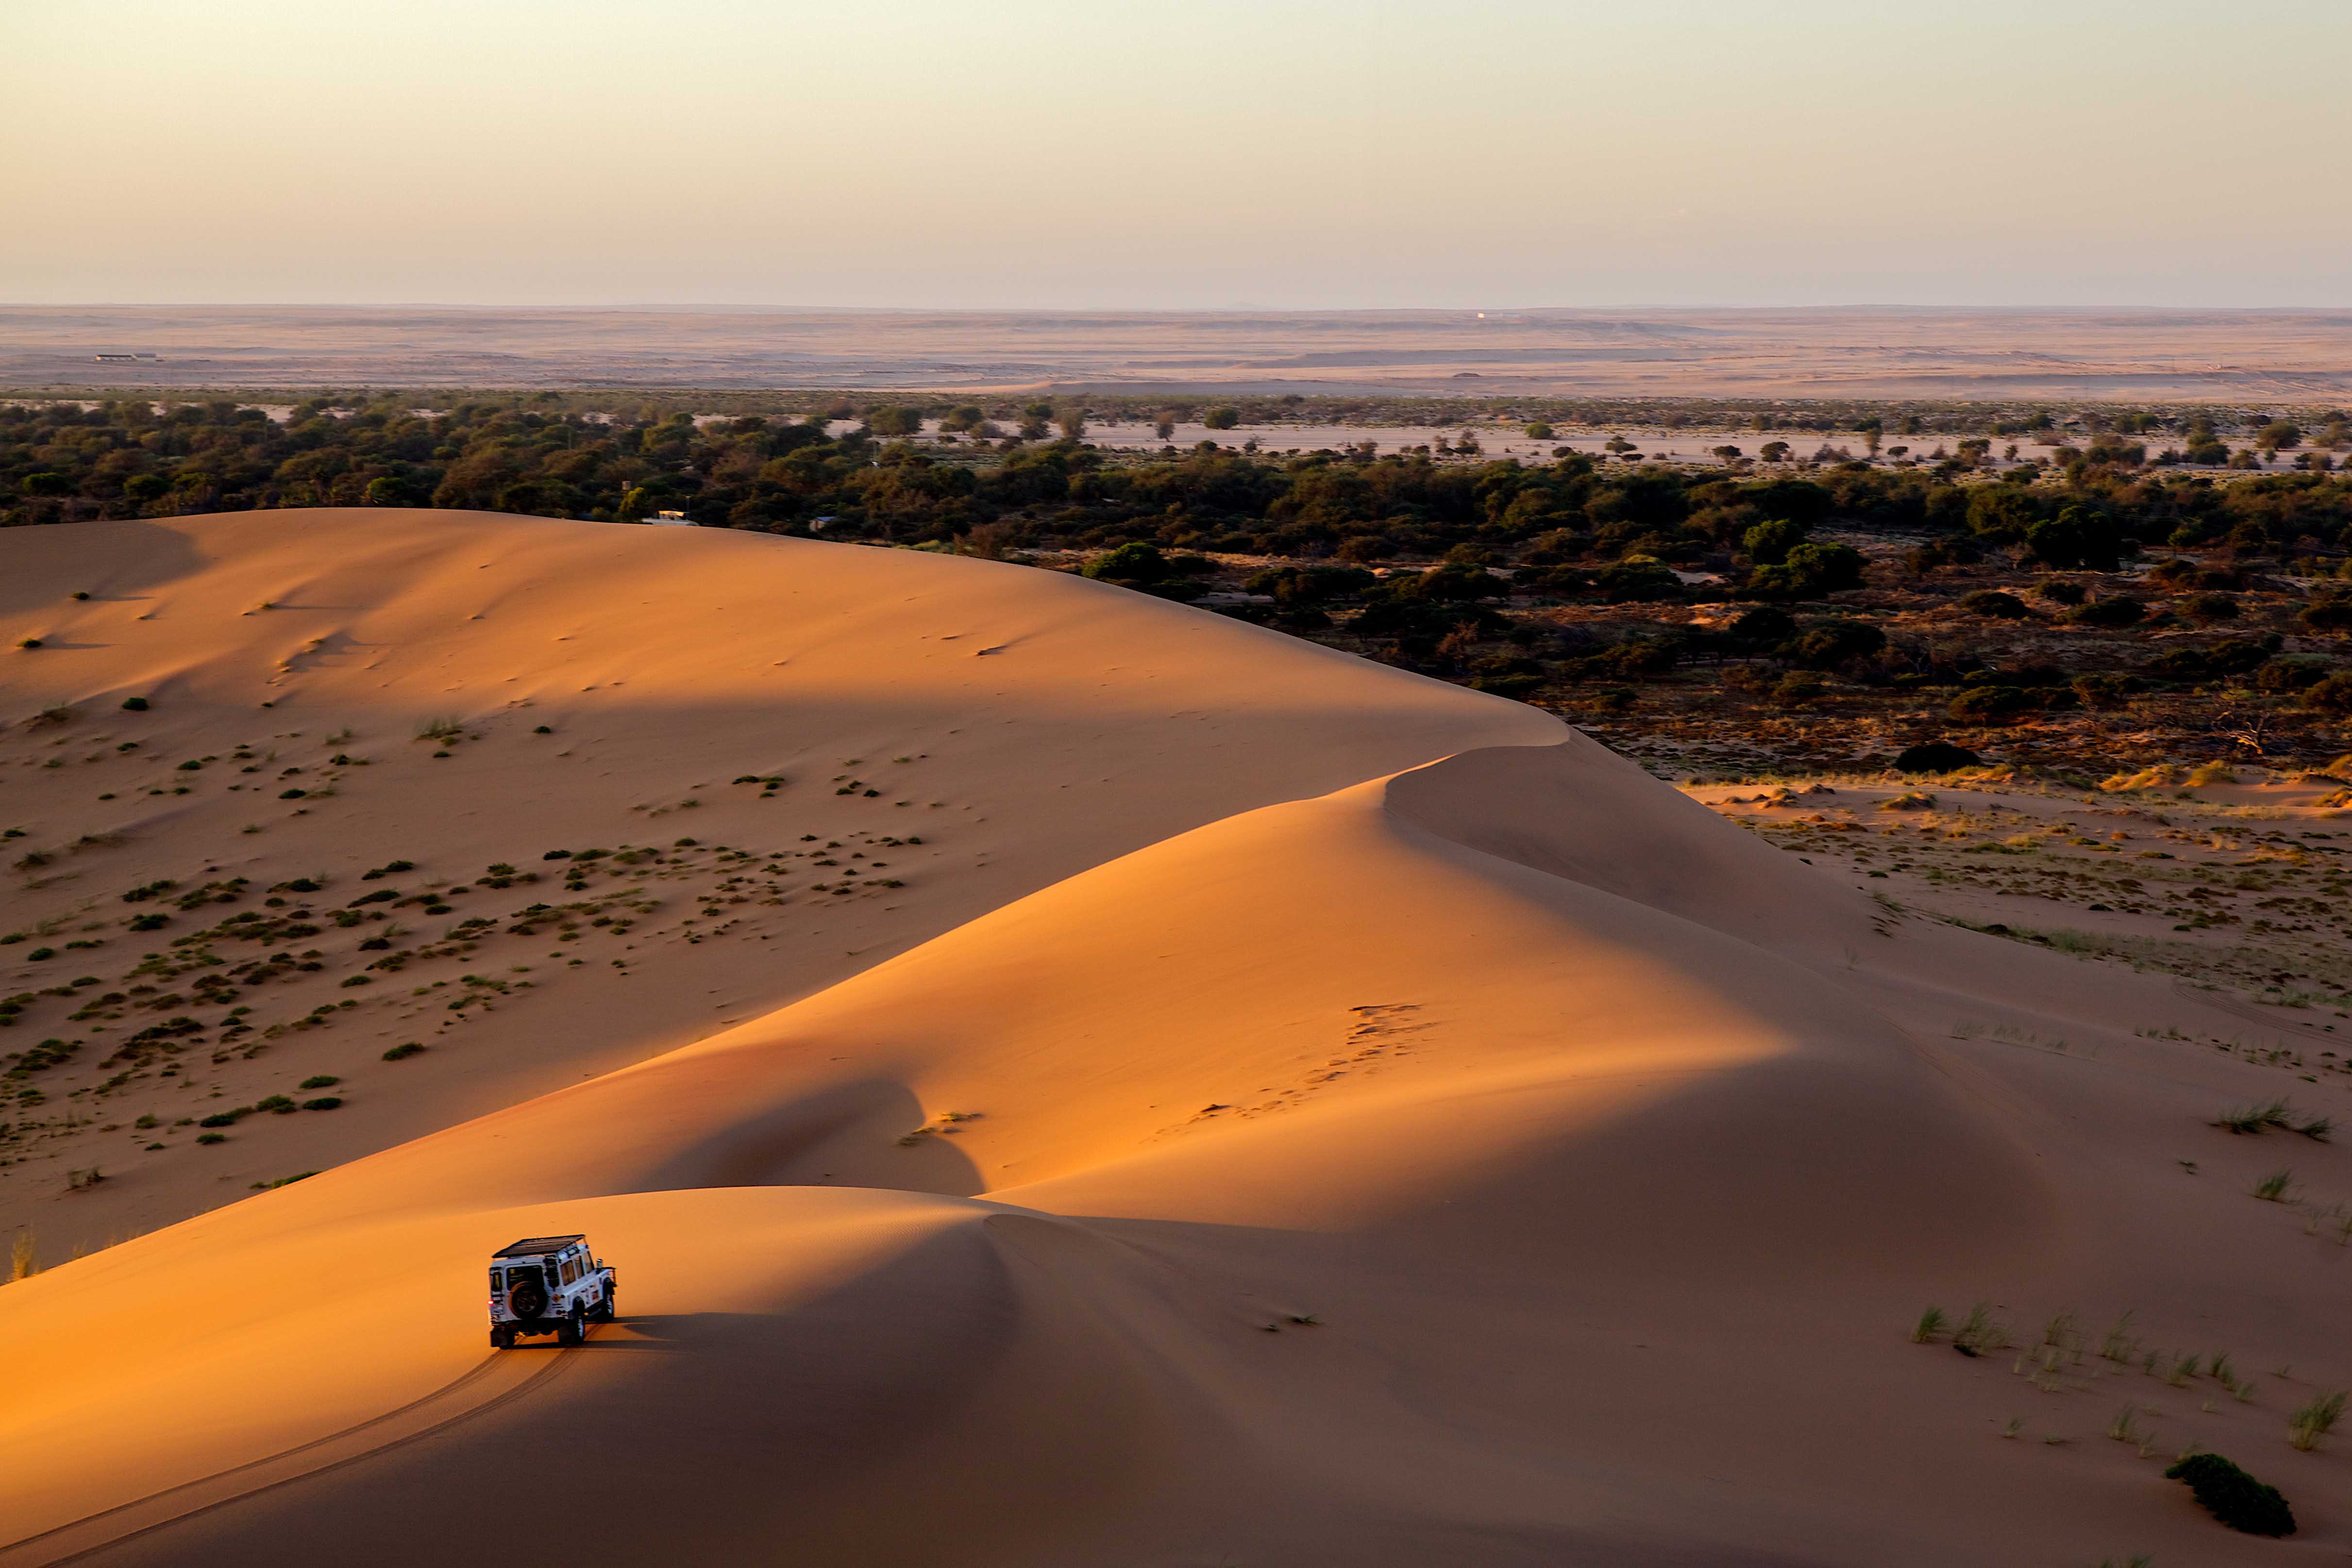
4,513 -> 2352,1565
8,304 -> 2352,401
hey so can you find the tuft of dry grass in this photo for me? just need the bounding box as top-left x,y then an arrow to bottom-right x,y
2290,1391 -> 2347,1451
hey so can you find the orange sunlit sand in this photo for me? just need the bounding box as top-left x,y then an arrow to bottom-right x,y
4,513 -> 2350,1564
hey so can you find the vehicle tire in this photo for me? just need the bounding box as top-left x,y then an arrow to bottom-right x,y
596,1285 -> 616,1322
491,1325 -> 514,1349
557,1308 -> 583,1347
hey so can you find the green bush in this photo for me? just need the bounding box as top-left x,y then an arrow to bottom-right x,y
2165,1452 -> 2294,1536
1781,618 -> 1886,670
1727,606 -> 1797,643
2306,672 -> 2352,715
1949,686 -> 2030,724
1748,542 -> 1864,601
2300,598 -> 2352,634
1956,589 -> 2028,619
382,1042 -> 426,1061
2066,596 -> 2146,627
1592,557 -> 1681,603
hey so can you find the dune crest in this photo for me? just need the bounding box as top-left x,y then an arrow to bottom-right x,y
3,514 -> 2347,1566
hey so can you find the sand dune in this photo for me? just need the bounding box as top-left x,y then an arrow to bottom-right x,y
5,513 -> 2352,1565
0,511 -> 1553,1253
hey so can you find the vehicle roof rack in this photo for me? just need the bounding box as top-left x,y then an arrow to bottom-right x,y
493,1234 -> 587,1258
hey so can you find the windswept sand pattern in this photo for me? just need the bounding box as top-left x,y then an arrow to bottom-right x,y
3,512 -> 2352,1566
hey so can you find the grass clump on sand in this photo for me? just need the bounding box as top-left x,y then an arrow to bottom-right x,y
2289,1391 -> 2347,1451
2165,1452 -> 2294,1536
2252,1169 -> 2295,1202
1909,1306 -> 1947,1343
382,1042 -> 426,1061
2213,1099 -> 2331,1139
1950,1300 -> 2009,1356
2214,1098 -> 2292,1135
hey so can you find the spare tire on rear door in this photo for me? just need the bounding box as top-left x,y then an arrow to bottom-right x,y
506,1271 -> 547,1322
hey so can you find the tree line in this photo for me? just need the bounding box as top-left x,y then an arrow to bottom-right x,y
6,397 -> 2352,594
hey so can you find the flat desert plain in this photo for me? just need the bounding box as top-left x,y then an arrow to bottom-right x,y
10,303 -> 2352,400
4,512 -> 2352,1565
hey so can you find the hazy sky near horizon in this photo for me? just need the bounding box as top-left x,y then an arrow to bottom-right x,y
8,0 -> 2349,309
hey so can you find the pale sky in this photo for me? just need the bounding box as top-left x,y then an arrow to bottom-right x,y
7,0 -> 2348,308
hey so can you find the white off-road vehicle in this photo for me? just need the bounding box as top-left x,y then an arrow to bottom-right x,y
488,1234 -> 616,1348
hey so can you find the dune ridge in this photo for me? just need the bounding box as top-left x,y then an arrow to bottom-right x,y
4,513 -> 2350,1565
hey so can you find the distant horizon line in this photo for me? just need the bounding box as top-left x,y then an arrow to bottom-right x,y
9,301 -> 2352,317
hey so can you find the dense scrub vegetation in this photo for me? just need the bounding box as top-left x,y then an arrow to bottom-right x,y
7,396 -> 2352,563
9,395 -> 2350,775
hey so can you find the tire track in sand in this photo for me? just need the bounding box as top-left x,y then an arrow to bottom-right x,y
1,1348 -> 579,1566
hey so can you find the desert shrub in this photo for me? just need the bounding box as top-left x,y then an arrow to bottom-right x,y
1893,741 -> 1980,773
2144,647 -> 2214,683
2254,657 -> 2329,693
1592,557 -> 1681,603
1080,542 -> 1207,600
2067,596 -> 2146,627
382,1042 -> 426,1061
1904,536 -> 1981,573
2181,591 -> 2240,623
2035,579 -> 2087,605
2305,672 -> 2352,715
1748,542 -> 1864,600
2072,672 -> 2137,708
1726,605 -> 1796,643
1523,421 -> 1554,439
1412,561 -> 1513,601
2027,505 -> 2123,570
302,1096 -> 343,1111
1781,619 -> 1886,669
2200,636 -> 2281,677
1743,516 -> 1808,566
120,696 -> 149,711
1202,407 -> 1240,431
1948,686 -> 2030,724
1957,589 -> 2028,619
2164,1452 -> 2293,1536
1770,673 -> 1827,706
2302,598 -> 2352,634
1081,541 -> 1171,583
